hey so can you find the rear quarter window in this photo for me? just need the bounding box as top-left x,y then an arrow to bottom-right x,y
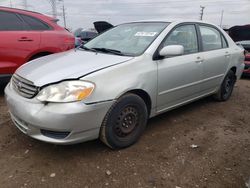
20,14 -> 51,31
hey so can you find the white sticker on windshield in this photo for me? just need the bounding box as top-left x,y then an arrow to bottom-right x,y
135,32 -> 158,37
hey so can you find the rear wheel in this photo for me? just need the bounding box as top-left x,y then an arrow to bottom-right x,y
213,70 -> 236,101
100,93 -> 148,149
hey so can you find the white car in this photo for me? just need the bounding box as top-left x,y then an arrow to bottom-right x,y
5,20 -> 245,149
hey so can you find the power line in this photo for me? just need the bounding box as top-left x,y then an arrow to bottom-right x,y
66,0 -> 250,5
65,9 -> 245,17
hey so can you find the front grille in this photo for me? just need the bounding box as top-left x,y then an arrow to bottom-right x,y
12,74 -> 39,98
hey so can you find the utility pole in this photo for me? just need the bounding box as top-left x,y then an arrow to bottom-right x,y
9,0 -> 13,7
52,0 -> 57,18
23,0 -> 28,10
220,10 -> 224,28
58,0 -> 67,28
47,0 -> 67,28
200,6 -> 205,20
62,3 -> 66,28
48,0 -> 57,18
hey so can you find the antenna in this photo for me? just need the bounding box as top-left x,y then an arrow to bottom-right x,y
200,6 -> 205,20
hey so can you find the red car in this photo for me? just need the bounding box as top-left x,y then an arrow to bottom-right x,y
244,53 -> 250,76
0,7 -> 75,83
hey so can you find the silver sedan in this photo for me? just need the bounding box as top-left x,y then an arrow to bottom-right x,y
5,20 -> 245,149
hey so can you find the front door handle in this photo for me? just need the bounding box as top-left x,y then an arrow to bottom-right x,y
195,56 -> 204,63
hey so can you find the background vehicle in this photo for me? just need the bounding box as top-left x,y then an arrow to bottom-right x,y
5,20 -> 245,149
228,24 -> 250,44
236,41 -> 250,77
243,53 -> 250,76
74,29 -> 98,47
236,40 -> 250,51
0,6 -> 75,83
228,25 -> 250,78
74,21 -> 113,47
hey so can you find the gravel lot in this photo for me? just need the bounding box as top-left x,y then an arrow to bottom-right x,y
0,79 -> 250,188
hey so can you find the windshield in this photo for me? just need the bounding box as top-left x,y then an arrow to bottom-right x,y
84,22 -> 169,56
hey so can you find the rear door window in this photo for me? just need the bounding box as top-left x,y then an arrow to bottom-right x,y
199,25 -> 223,51
20,14 -> 51,31
0,11 -> 24,31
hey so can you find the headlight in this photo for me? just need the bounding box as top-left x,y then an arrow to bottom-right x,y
36,80 -> 95,103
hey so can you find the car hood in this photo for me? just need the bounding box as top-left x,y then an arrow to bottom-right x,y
16,50 -> 133,86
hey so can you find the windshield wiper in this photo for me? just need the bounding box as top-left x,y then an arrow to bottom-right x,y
91,48 -> 126,56
79,45 -> 98,52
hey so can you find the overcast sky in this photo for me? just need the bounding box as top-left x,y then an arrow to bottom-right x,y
0,0 -> 250,30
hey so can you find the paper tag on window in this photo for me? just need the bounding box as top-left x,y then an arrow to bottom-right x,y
135,32 -> 158,37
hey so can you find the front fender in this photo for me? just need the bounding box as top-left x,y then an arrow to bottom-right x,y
82,55 -> 158,115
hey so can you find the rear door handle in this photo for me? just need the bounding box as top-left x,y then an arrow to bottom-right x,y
225,51 -> 230,58
18,37 -> 33,42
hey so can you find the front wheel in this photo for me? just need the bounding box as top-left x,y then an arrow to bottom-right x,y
100,93 -> 148,149
213,70 -> 236,101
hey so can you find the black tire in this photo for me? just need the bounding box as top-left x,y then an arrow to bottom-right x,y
213,70 -> 236,101
100,93 -> 148,149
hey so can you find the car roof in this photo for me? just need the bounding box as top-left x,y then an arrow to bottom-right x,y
0,6 -> 53,20
0,6 -> 41,15
126,19 -> 218,26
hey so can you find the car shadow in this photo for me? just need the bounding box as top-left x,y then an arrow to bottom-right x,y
146,96 -> 213,132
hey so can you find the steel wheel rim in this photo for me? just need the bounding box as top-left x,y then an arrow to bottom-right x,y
114,106 -> 139,138
223,76 -> 234,97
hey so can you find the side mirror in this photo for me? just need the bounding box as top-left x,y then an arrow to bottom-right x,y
159,45 -> 184,57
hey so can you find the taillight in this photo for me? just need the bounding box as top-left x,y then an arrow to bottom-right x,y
64,37 -> 74,43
